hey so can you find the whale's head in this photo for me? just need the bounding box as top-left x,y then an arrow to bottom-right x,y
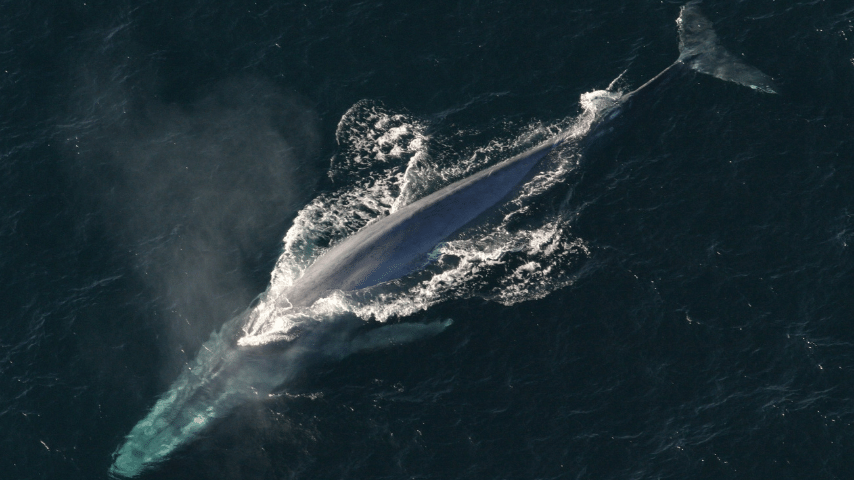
110,339 -> 262,477
109,315 -> 301,478
109,311 -> 365,477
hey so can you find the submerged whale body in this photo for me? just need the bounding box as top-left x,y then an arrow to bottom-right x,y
110,3 -> 776,477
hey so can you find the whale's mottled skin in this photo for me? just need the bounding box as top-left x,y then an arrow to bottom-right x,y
110,3 -> 776,477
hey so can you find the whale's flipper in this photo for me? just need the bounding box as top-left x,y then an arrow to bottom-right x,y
349,319 -> 453,353
677,1 -> 777,93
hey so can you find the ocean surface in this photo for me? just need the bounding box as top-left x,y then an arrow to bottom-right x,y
2,1 -> 854,479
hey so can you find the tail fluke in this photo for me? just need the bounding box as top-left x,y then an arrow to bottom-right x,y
677,1 -> 778,94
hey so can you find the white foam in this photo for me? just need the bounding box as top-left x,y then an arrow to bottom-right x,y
240,91 -> 615,346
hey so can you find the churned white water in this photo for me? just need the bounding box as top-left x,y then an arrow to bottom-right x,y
238,89 -> 623,346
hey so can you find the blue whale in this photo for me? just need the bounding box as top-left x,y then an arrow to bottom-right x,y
110,2 -> 776,477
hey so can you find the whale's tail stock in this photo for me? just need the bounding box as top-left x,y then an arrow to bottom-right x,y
582,2 -> 777,152
677,1 -> 777,94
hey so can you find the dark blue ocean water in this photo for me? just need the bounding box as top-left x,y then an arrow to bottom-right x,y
3,1 -> 854,479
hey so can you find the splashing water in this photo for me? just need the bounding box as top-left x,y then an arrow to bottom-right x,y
240,90 -> 622,346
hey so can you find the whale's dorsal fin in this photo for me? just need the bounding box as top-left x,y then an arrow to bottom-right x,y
677,1 -> 778,94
